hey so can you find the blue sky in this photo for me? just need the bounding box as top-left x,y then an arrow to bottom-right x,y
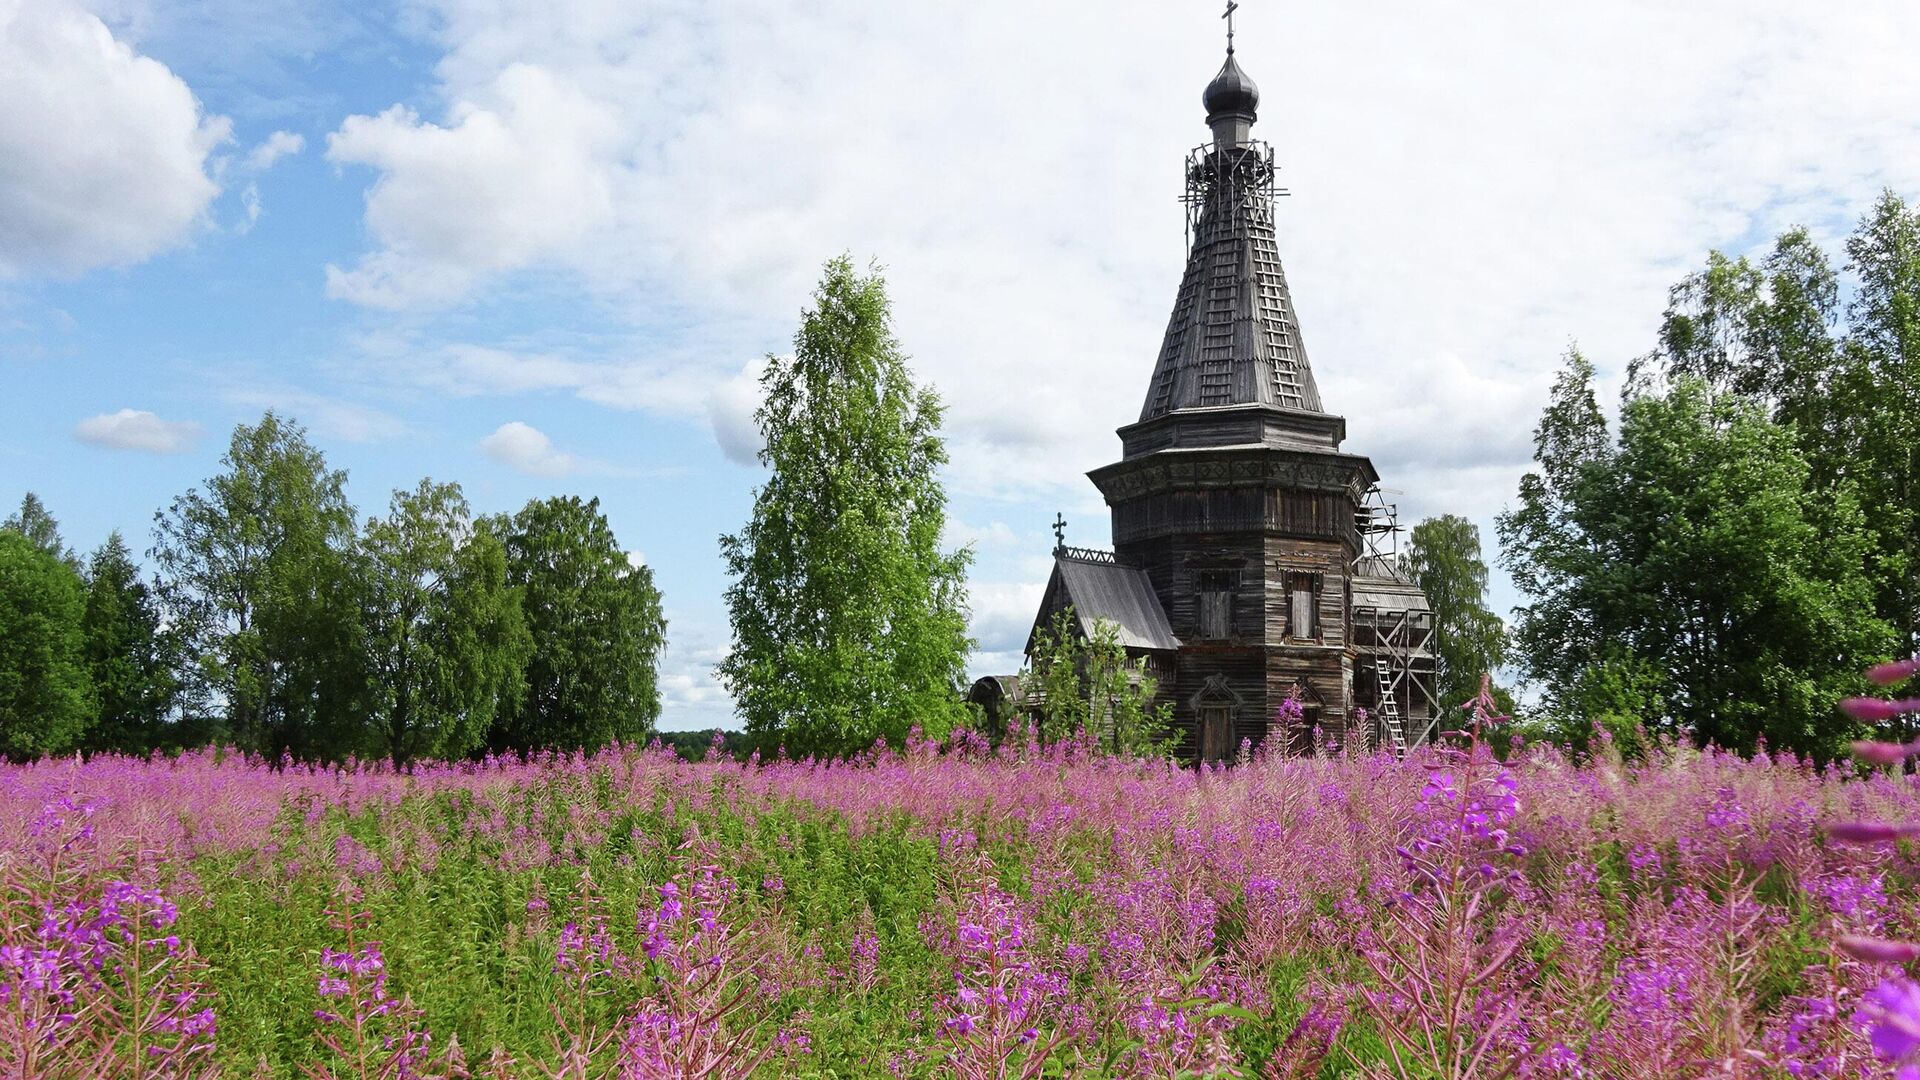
5,0 -> 1920,729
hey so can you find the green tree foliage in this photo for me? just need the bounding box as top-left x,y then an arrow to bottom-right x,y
151,413 -> 365,759
1499,354 -> 1893,756
80,532 -> 182,755
1634,228 -> 1841,423
1634,200 -> 1920,653
360,481 -> 532,766
489,496 -> 664,753
1023,609 -> 1172,755
5,492 -> 80,572
719,257 -> 973,756
0,530 -> 92,757
1401,515 -> 1506,719
1831,193 -> 1920,651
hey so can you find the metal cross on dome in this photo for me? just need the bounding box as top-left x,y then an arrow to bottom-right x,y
1222,0 -> 1239,55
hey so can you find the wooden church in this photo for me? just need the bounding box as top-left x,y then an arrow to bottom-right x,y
971,34 -> 1438,762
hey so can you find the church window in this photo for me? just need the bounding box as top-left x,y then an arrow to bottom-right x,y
1288,572 -> 1320,640
1198,570 -> 1236,639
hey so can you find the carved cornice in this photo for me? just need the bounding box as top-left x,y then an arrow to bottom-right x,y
1088,446 -> 1375,502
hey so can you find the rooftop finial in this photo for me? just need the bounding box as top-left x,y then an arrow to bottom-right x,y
1202,11 -> 1259,147
1052,512 -> 1068,554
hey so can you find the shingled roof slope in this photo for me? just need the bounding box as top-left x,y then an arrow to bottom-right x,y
1028,552 -> 1180,654
1139,54 -> 1324,424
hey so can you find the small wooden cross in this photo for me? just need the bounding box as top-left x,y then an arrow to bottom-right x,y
1222,0 -> 1239,54
1052,512 -> 1067,553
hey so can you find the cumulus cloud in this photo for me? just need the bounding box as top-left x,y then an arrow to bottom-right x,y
244,130 -> 304,172
0,0 -> 229,277
654,632 -> 734,728
323,1 -> 1920,525
968,579 -> 1047,658
706,358 -> 767,466
72,408 -> 200,452
479,420 -> 578,477
324,64 -> 621,309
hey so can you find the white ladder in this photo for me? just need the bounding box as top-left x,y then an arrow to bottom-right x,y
1375,663 -> 1407,758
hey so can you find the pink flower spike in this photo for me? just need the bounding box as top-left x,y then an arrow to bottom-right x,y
1830,822 -> 1918,844
1852,740 -> 1918,766
1869,658 -> 1920,686
1841,698 -> 1911,722
1841,935 -> 1920,964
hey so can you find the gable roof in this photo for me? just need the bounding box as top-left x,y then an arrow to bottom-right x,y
1028,551 -> 1180,655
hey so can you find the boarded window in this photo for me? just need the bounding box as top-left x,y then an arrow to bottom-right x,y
1197,570 -> 1235,639
1288,573 -> 1319,640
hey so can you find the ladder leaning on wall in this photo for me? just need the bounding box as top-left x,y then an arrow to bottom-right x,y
1375,662 -> 1407,758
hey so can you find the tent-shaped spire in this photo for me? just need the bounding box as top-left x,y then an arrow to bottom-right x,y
1138,52 -> 1325,424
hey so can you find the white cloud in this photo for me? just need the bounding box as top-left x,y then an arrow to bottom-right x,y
238,183 -> 263,231
706,357 -> 767,466
945,517 -> 1020,553
968,579 -> 1046,658
324,0 -> 1920,525
233,133 -> 304,232
324,64 -> 621,309
625,549 -> 646,569
655,631 -> 734,728
72,408 -> 200,452
223,387 -> 408,443
244,130 -> 304,172
479,420 -> 577,477
0,0 -> 229,277
411,343 -> 605,397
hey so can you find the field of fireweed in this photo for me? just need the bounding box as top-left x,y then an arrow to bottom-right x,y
8,706 -> 1920,1078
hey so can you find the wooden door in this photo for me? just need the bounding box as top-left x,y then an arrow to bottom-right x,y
1200,705 -> 1232,762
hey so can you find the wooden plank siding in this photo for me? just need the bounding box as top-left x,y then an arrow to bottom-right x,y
1113,505 -> 1362,759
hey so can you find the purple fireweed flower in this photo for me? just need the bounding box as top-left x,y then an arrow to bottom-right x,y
1852,739 -> 1920,765
1840,697 -> 1920,722
1839,935 -> 1920,964
1869,658 -> 1920,685
1829,822 -> 1920,844
1858,976 -> 1920,1062
1273,693 -> 1305,728
1704,787 -> 1751,831
1807,871 -> 1890,923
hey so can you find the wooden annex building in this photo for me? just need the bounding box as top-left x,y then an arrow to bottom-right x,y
970,39 -> 1438,762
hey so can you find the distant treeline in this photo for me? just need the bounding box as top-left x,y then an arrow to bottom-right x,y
0,413 -> 664,764
651,728 -> 756,761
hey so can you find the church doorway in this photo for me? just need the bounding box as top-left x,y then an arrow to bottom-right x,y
1199,705 -> 1234,762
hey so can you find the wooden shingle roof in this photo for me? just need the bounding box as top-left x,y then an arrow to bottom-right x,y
1027,550 -> 1179,655
1139,53 -> 1325,429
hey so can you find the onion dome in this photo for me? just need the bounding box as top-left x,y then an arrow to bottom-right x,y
1202,54 -> 1259,123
